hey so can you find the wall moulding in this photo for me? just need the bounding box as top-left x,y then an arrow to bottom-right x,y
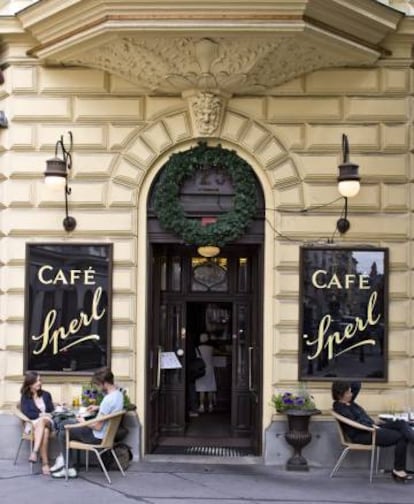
10,1 -> 404,96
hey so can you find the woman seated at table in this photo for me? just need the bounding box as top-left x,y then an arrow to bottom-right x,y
332,381 -> 414,483
20,371 -> 54,475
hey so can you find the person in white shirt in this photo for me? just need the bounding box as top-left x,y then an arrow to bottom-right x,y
52,368 -> 123,479
195,333 -> 217,413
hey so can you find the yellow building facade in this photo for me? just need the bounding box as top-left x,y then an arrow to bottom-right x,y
1,0 -> 414,462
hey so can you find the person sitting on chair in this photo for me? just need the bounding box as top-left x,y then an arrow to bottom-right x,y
52,368 -> 123,479
20,371 -> 54,475
332,381 -> 414,483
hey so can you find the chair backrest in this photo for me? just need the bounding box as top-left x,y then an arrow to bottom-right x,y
331,411 -> 349,445
13,404 -> 34,439
99,410 -> 125,448
14,403 -> 31,424
331,410 -> 375,448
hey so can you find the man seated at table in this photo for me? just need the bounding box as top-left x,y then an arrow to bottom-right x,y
52,368 -> 123,479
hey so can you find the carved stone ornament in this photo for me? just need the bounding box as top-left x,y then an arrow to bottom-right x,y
189,92 -> 223,136
63,36 -> 351,95
21,0 -> 404,95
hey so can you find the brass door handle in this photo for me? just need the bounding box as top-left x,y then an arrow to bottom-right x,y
248,346 -> 254,392
156,345 -> 163,390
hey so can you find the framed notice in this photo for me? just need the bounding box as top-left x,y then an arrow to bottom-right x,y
24,243 -> 113,374
299,246 -> 388,382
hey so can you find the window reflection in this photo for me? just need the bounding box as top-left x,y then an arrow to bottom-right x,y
160,256 -> 167,291
238,257 -> 248,292
191,257 -> 228,291
171,256 -> 181,292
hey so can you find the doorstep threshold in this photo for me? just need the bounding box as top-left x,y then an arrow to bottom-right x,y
143,454 -> 263,465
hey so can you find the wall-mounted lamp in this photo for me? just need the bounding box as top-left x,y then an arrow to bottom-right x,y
336,134 -> 360,234
44,131 -> 76,232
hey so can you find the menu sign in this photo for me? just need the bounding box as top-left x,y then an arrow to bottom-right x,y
299,246 -> 388,382
24,243 -> 113,374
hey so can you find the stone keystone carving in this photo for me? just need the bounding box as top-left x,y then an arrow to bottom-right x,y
189,92 -> 224,136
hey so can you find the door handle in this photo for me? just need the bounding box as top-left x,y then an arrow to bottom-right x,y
248,346 -> 254,392
156,345 -> 163,390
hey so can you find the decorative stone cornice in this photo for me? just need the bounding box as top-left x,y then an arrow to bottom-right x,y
59,36 -> 360,95
0,0 -> 406,95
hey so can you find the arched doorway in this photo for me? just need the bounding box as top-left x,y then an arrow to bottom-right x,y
146,144 -> 265,456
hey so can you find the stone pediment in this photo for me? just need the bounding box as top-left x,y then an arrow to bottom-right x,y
17,0 -> 403,95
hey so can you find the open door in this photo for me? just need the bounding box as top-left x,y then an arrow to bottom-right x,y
146,246 -> 263,455
146,248 -> 187,452
230,252 -> 262,455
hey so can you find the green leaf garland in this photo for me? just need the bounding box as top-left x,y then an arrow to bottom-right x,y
154,143 -> 258,247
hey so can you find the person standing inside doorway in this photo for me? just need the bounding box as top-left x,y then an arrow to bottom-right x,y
195,333 -> 217,413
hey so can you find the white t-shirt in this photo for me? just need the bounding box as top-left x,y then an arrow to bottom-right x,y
93,389 -> 123,440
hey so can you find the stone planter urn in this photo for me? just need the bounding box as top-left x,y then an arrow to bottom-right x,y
284,409 -> 321,471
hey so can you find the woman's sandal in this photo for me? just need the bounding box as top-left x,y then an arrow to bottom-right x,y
41,464 -> 51,476
392,470 -> 411,483
28,450 -> 38,463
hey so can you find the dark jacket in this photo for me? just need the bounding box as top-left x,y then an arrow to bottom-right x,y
333,382 -> 374,442
20,390 -> 54,420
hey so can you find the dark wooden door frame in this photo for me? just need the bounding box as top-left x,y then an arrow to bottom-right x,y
145,244 -> 264,455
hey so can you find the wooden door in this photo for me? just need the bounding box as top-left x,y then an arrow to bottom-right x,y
147,248 -> 187,452
146,251 -> 162,452
230,252 -> 262,454
147,246 -> 263,454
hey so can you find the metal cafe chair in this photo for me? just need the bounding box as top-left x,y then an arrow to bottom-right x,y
64,410 -> 126,484
330,411 -> 380,483
13,406 -> 35,473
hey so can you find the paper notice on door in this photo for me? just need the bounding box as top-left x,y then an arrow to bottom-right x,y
160,352 -> 182,369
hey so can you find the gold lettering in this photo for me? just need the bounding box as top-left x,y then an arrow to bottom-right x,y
311,270 -> 327,289
60,335 -> 100,352
31,287 -> 106,356
68,317 -> 82,334
32,310 -> 57,355
305,314 -> 331,360
326,274 -> 342,289
310,270 -> 372,290
305,291 -> 381,361
53,269 -> 68,285
38,265 -> 53,285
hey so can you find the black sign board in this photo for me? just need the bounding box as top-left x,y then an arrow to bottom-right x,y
299,246 -> 388,382
24,243 -> 113,374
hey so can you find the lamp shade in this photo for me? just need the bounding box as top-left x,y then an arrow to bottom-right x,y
197,245 -> 220,258
338,179 -> 360,198
337,161 -> 360,198
44,156 -> 67,190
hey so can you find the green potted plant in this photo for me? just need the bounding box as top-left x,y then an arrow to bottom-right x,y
81,384 -> 135,410
272,388 -> 320,471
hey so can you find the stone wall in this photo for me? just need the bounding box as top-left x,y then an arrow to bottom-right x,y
0,60 -> 413,456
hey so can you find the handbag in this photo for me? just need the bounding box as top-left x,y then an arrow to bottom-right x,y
52,410 -> 77,431
189,347 -> 206,381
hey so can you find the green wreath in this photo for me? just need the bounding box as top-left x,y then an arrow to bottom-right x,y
154,143 -> 258,247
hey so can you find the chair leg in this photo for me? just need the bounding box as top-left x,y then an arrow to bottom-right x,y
86,451 -> 89,472
94,449 -> 112,484
30,438 -> 34,474
330,448 -> 350,478
110,449 -> 126,477
65,445 -> 70,481
375,447 -> 380,474
369,446 -> 376,484
14,439 -> 24,465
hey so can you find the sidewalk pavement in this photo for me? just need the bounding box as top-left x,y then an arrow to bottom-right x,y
1,458 -> 413,504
